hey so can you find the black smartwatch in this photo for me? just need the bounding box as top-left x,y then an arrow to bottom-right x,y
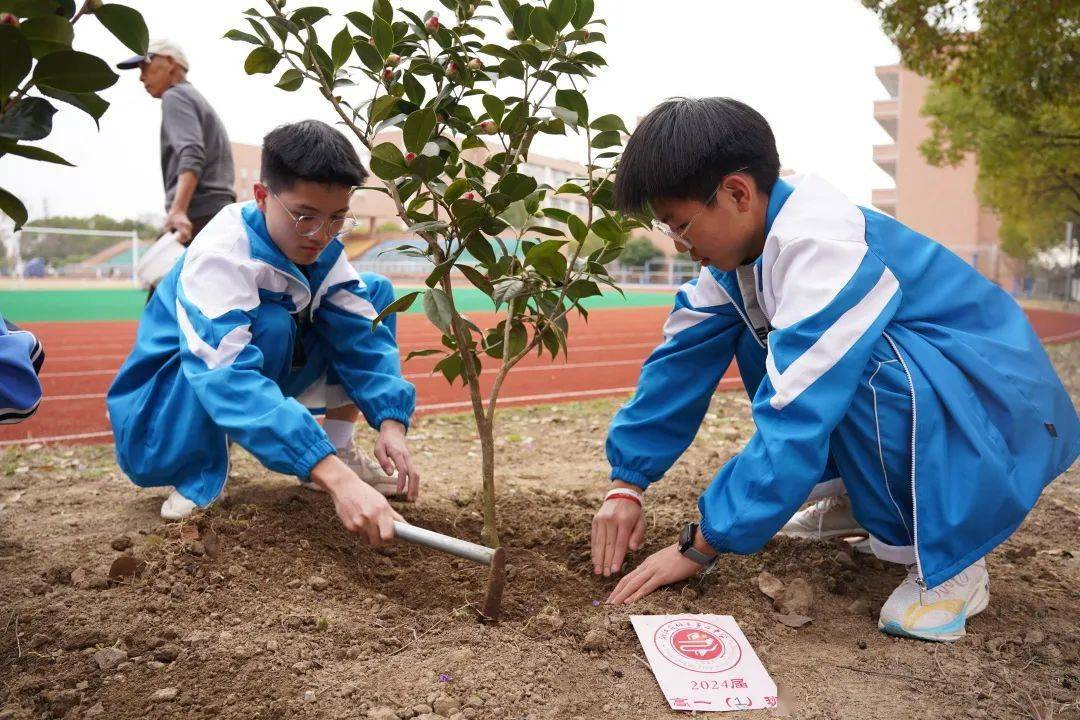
678,521 -> 717,567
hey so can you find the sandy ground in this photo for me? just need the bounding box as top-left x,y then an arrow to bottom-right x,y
0,344 -> 1077,720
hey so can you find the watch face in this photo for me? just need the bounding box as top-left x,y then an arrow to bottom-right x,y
678,522 -> 696,552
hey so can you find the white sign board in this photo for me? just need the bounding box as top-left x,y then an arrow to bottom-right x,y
630,615 -> 777,713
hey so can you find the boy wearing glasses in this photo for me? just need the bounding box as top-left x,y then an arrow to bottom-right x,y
591,98 -> 1078,641
108,120 -> 417,546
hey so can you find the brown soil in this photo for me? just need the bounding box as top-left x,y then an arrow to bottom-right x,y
2,345 -> 1078,720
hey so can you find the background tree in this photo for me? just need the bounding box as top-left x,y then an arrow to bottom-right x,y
231,0 -> 640,547
15,213 -> 155,265
864,0 -> 1079,258
0,0 -> 149,230
616,234 -> 660,267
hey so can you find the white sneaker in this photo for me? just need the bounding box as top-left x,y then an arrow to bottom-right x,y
160,488 -> 199,520
780,495 -> 866,539
878,559 -> 989,642
304,445 -> 406,499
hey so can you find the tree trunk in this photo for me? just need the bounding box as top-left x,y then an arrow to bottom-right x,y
476,413 -> 500,548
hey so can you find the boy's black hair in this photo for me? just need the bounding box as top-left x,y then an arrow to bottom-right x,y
614,97 -> 780,213
261,120 -> 367,191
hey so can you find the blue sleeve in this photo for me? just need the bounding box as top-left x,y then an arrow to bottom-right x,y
312,262 -> 416,430
605,267 -> 743,490
699,238 -> 902,554
0,315 -> 44,424
176,252 -> 335,479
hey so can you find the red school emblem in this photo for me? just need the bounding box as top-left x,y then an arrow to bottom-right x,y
653,618 -> 742,673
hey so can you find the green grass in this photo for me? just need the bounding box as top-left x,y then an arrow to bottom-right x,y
0,285 -> 672,323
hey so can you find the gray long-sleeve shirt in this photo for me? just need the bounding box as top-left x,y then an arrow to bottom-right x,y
160,82 -> 236,219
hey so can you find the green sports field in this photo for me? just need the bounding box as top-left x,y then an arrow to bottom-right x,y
0,285 -> 673,323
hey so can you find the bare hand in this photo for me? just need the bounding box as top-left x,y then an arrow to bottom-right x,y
590,483 -> 646,576
374,419 -> 419,501
607,544 -> 704,605
310,454 -> 403,544
166,210 -> 194,245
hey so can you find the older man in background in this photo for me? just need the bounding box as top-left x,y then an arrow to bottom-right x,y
117,39 -> 235,250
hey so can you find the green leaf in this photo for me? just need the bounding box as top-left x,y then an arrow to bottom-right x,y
524,239 -> 568,267
423,288 -> 453,333
433,353 -> 462,384
402,72 -> 425,105
425,257 -> 454,288
556,182 -> 584,194
344,11 -> 373,34
20,15 -> 73,59
548,0 -> 577,30
224,29 -> 264,46
529,7 -> 557,45
406,220 -> 448,234
372,0 -> 393,24
511,4 -> 532,40
591,216 -> 625,243
370,290 -> 420,330
571,0 -> 594,29
565,279 -> 601,301
371,15 -> 393,57
352,38 -> 383,72
0,139 -> 73,165
567,213 -> 588,242
0,97 -> 55,140
500,199 -> 531,230
498,0 -> 520,22
243,46 -> 281,74
94,3 -> 149,55
369,141 -> 408,180
590,113 -> 628,133
331,26 -> 353,70
275,68 -> 304,91
456,263 -> 494,296
0,25 -> 33,99
482,94 -> 504,124
555,88 -> 588,125
38,86 -> 108,126
404,349 -> 442,362
465,234 -> 497,266
494,172 -> 537,202
290,6 -> 330,26
0,185 -> 28,230
492,278 -> 527,308
31,50 -> 117,93
591,130 -> 622,148
501,100 -> 527,134
368,94 -> 399,123
402,108 -> 436,154
245,17 -> 274,45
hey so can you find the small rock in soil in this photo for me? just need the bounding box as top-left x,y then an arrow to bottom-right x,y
152,688 -> 179,702
169,582 -> 187,599
465,696 -> 483,708
367,708 -> 397,720
42,689 -> 80,716
433,698 -> 460,715
46,566 -> 72,585
413,704 -> 433,715
27,633 -> 50,649
303,690 -> 316,703
309,576 -> 329,592
154,644 -> 180,663
1023,629 -> 1045,645
773,612 -> 813,628
202,530 -> 221,557
834,549 -> 857,569
86,702 -> 105,717
286,579 -> 302,589
846,598 -> 872,616
582,629 -> 609,652
108,555 -> 146,584
110,535 -> 133,551
757,570 -> 784,599
94,646 -> 128,671
189,541 -> 206,557
773,578 -> 814,616
62,629 -> 106,650
27,577 -> 49,595
71,567 -> 90,588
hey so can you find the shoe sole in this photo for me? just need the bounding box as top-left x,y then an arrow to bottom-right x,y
878,581 -> 990,642
780,527 -> 868,540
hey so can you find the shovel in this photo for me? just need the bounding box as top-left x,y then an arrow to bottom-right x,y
392,521 -> 507,621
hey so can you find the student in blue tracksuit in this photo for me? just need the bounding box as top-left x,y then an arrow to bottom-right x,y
591,98 -> 1079,641
107,120 -> 418,546
0,313 -> 45,425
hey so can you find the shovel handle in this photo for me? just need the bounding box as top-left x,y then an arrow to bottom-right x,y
392,521 -> 496,566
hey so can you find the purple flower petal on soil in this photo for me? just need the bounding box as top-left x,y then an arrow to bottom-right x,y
438,673 -> 452,683
592,600 -> 601,607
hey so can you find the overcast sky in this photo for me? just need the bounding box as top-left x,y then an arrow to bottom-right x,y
0,0 -> 899,224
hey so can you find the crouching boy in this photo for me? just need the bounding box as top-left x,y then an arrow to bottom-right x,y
108,120 -> 418,545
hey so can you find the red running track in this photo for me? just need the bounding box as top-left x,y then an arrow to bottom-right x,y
4,306 -> 1079,447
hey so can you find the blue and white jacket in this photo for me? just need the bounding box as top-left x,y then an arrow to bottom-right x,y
107,202 -> 415,506
0,312 -> 44,424
607,174 -> 1079,588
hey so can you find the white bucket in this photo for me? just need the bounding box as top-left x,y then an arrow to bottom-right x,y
135,231 -> 186,288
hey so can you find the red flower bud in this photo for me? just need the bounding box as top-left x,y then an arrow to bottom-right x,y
0,12 -> 20,26
478,120 -> 498,134
405,152 -> 417,164
385,53 -> 401,67
468,58 -> 483,71
381,67 -> 394,82
464,192 -> 476,201
425,15 -> 440,32
444,61 -> 459,78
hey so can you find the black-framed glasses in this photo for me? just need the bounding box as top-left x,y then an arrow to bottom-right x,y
651,166 -> 749,252
269,190 -> 357,238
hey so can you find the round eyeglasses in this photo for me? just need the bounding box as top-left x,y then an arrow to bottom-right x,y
270,190 -> 358,238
